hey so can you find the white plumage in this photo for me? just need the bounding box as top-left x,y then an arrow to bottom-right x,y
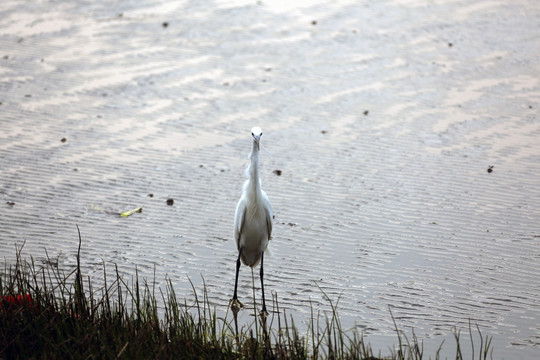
230,127 -> 273,315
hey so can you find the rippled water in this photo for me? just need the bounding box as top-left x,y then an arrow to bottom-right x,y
1,0 -> 539,357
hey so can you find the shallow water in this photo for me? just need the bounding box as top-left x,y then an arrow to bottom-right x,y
1,0 -> 540,357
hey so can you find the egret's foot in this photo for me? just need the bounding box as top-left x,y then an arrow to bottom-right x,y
259,308 -> 269,320
229,298 -> 244,312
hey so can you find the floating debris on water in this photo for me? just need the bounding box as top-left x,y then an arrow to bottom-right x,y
120,207 -> 143,217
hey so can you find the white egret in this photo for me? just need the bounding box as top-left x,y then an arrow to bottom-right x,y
230,127 -> 273,315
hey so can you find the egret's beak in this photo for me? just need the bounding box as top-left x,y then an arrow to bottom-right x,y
251,127 -> 263,150
252,134 -> 261,150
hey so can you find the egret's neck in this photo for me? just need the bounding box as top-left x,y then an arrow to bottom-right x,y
248,140 -> 261,193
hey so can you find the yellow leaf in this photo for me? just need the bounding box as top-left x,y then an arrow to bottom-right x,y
120,207 -> 143,217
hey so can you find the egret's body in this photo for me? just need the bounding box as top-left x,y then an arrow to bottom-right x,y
231,127 -> 273,314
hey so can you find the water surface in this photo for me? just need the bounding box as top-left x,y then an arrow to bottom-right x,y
1,0 -> 539,357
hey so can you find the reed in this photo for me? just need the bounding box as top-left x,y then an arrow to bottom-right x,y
0,231 -> 493,359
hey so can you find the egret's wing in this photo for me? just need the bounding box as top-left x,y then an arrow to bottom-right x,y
262,192 -> 273,240
266,209 -> 273,240
234,199 -> 246,249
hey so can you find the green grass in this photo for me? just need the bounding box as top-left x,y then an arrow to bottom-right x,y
0,229 -> 493,359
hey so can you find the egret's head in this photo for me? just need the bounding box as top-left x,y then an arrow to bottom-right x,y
251,127 -> 263,148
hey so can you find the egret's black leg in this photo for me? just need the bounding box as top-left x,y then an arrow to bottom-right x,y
233,248 -> 242,300
230,248 -> 244,312
260,251 -> 267,315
